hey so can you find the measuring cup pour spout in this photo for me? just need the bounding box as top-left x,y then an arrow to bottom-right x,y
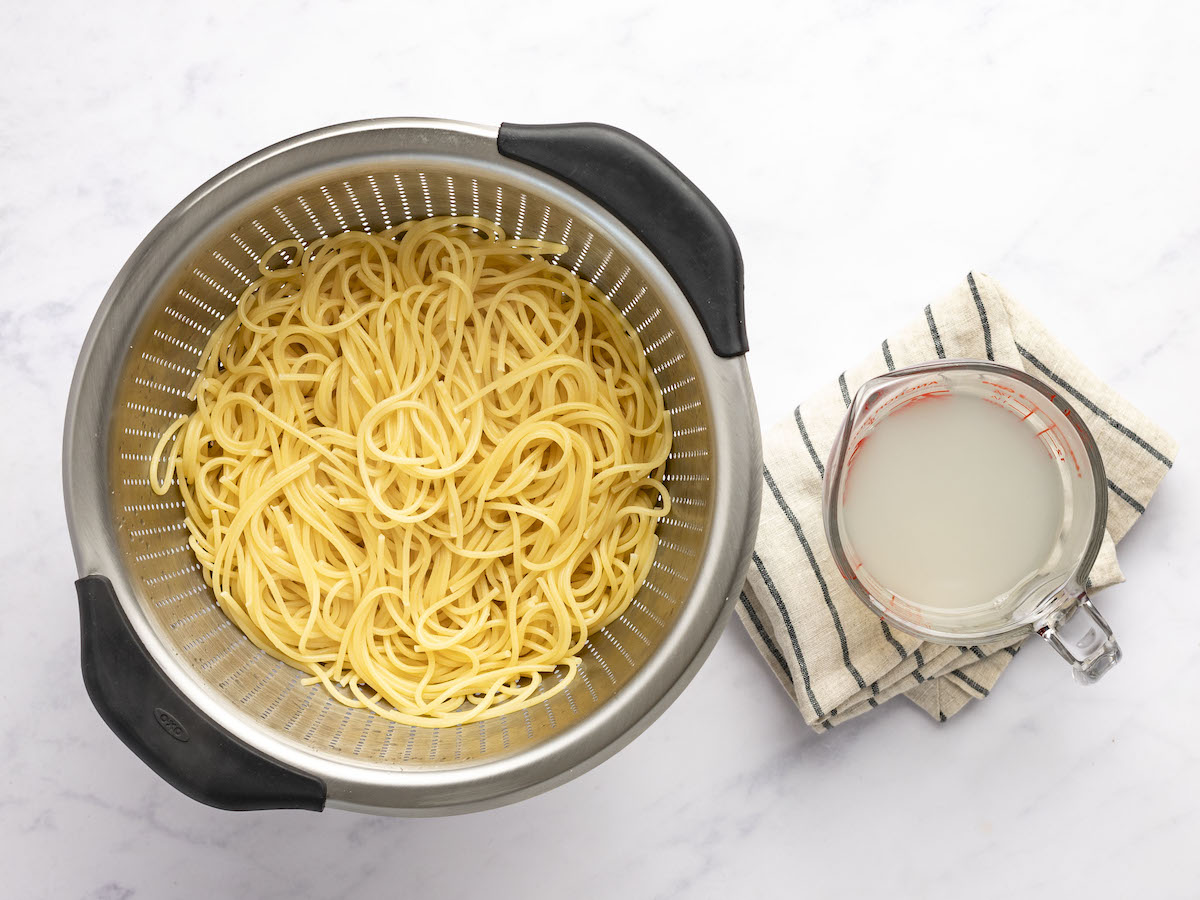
1035,591 -> 1122,684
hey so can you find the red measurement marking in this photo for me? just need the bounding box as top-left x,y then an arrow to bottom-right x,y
1037,424 -> 1056,436
895,389 -> 952,414
1021,406 -> 1037,420
849,379 -> 952,453
848,436 -> 870,466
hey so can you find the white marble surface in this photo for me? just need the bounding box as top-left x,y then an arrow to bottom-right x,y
2,1 -> 1197,897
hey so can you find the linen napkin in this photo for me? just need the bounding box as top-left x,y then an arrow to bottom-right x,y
737,272 -> 1178,729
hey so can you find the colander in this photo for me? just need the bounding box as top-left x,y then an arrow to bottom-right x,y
64,119 -> 761,815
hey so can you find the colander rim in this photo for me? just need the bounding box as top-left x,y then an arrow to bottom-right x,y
63,118 -> 762,814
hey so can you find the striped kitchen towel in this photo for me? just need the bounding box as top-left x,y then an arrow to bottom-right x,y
737,272 -> 1178,729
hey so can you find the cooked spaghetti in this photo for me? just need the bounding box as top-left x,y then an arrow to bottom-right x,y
149,217 -> 671,726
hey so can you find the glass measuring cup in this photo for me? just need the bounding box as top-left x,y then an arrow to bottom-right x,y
822,360 -> 1120,683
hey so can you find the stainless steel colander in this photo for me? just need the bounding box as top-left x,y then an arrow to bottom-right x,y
64,119 -> 761,815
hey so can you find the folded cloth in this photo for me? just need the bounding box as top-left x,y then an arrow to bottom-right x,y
737,273 -> 1178,730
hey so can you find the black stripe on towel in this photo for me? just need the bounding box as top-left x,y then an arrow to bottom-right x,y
839,372 -> 852,407
967,273 -> 994,361
1016,343 -> 1173,468
938,711 -> 947,722
750,552 -> 823,719
881,339 -> 896,372
880,621 -> 908,662
925,304 -> 946,358
1003,646 -> 1020,658
762,465 -> 867,691
1107,479 -> 1146,514
950,668 -> 990,697
739,591 -> 792,682
968,645 -> 986,660
793,407 -> 825,478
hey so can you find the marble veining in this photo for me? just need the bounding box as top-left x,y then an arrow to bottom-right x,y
1,1 -> 1196,897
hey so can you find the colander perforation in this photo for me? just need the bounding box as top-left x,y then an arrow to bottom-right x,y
365,176 -> 392,228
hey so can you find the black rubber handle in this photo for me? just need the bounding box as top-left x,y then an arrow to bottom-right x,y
77,575 -> 325,812
497,122 -> 747,357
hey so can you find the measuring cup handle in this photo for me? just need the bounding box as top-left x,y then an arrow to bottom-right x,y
1037,593 -> 1122,684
